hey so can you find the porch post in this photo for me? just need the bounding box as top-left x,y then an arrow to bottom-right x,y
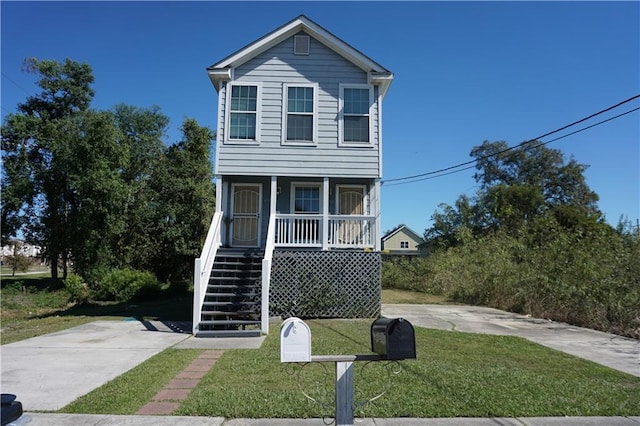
322,177 -> 329,250
270,176 -> 277,215
215,175 -> 222,212
374,178 -> 381,251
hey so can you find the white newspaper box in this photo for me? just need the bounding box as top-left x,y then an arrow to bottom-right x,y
280,317 -> 311,362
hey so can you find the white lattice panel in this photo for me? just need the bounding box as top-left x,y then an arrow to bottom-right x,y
269,250 -> 381,318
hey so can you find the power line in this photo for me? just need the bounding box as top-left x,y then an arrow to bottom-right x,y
382,94 -> 640,185
383,105 -> 640,187
1,71 -> 32,96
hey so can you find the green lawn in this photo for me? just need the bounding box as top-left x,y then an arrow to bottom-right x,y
0,275 -> 192,344
63,319 -> 640,418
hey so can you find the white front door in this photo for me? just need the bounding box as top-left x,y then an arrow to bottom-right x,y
231,184 -> 262,247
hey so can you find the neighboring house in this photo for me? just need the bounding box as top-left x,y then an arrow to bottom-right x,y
193,15 -> 393,337
381,225 -> 424,256
0,241 -> 41,259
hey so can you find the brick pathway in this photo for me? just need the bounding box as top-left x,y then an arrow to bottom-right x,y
137,349 -> 224,415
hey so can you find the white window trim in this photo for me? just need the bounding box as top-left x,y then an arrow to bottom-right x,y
225,82 -> 262,145
291,182 -> 323,214
338,84 -> 374,147
282,83 -> 318,146
335,184 -> 368,215
400,240 -> 410,249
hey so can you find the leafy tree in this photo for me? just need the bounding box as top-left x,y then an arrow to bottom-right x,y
1,58 -> 95,279
425,140 -> 601,247
150,119 -> 215,283
111,104 -> 169,270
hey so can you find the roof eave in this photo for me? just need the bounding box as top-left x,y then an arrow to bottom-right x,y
207,68 -> 232,92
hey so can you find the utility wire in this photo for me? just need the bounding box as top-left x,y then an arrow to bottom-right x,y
382,94 -> 640,185
1,71 -> 32,96
383,105 -> 640,187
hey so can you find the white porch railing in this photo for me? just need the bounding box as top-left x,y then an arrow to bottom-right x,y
328,215 -> 375,248
274,214 -> 375,249
192,211 -> 223,335
261,214 -> 277,335
275,214 -> 323,247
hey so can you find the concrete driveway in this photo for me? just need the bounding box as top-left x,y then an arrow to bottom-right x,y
1,320 -> 191,410
382,304 -> 640,377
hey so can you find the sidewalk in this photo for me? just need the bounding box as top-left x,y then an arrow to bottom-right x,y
23,413 -> 640,425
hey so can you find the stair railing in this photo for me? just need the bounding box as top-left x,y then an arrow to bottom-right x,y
261,213 -> 277,334
193,211 -> 223,335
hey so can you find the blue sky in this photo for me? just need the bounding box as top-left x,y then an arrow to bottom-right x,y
2,1 -> 639,235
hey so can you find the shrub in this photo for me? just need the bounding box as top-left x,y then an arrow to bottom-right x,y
95,269 -> 161,302
64,274 -> 90,304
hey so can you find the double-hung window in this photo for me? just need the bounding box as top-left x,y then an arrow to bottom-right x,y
339,84 -> 373,146
283,84 -> 317,145
293,184 -> 320,214
227,84 -> 259,142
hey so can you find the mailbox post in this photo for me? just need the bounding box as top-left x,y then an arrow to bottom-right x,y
280,317 -> 416,426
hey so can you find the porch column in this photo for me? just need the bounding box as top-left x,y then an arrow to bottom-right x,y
374,179 -> 381,251
215,175 -> 222,212
322,177 -> 329,250
270,176 -> 277,216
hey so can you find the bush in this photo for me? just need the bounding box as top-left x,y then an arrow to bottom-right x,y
95,269 -> 162,302
64,274 -> 90,304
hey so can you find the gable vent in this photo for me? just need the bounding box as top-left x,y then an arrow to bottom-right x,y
294,35 -> 310,55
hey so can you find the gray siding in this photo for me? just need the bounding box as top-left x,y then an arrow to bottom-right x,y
217,33 -> 382,178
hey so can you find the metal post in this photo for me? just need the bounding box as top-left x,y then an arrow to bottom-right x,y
335,361 -> 354,426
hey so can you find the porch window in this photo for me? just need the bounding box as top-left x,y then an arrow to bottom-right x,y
340,85 -> 372,145
228,84 -> 259,141
283,84 -> 317,145
294,185 -> 320,213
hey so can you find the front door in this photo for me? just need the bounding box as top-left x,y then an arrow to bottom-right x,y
231,184 -> 262,247
336,185 -> 366,244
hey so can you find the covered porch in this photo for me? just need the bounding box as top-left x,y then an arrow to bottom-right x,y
216,175 -> 382,251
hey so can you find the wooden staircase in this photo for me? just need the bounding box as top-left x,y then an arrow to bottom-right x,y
195,248 -> 263,337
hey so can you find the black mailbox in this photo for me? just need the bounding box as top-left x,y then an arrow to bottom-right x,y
370,317 -> 416,360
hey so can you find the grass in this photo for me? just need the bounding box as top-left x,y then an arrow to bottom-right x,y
61,348 -> 203,414
381,288 -> 450,304
4,282 -> 639,418
63,318 -> 640,418
1,275 -> 192,344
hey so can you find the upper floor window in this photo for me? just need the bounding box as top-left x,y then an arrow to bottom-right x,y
227,84 -> 260,143
400,241 -> 410,249
283,84 -> 317,145
340,85 -> 373,146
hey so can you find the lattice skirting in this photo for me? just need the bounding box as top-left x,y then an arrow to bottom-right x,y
269,250 -> 381,319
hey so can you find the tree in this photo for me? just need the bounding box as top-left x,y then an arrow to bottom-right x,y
111,104 -> 169,270
425,140 -> 601,249
1,58 -> 95,279
150,119 -> 215,283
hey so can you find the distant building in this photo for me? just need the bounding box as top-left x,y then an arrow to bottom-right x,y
0,240 -> 41,258
381,225 -> 424,256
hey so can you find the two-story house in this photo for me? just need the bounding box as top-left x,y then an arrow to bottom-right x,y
193,15 -> 393,337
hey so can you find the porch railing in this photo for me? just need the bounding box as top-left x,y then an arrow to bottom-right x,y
192,211 -> 223,335
261,213 -> 277,335
328,215 -> 375,248
274,214 -> 375,249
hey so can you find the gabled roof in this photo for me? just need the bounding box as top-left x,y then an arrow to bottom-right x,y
382,224 -> 424,243
207,15 -> 393,96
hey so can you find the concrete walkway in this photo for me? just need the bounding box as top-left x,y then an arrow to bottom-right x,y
381,304 -> 640,377
22,413 -> 640,425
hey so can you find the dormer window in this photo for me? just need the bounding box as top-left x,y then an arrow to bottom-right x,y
227,83 -> 261,143
282,83 -> 318,146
